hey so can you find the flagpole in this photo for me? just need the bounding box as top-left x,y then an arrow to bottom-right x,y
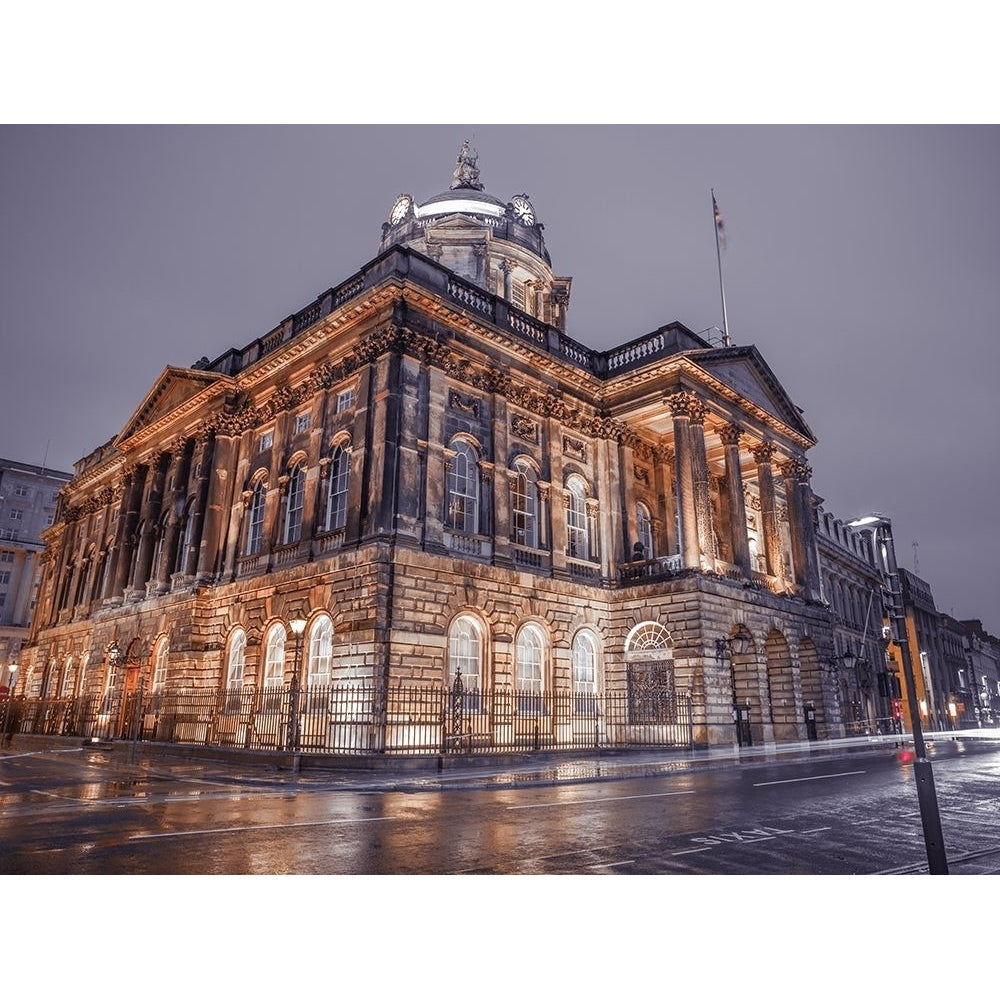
712,188 -> 731,347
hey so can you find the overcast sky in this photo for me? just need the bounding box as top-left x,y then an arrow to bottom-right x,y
1,124 -> 997,634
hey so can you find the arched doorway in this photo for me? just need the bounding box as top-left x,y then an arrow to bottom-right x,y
765,630 -> 803,741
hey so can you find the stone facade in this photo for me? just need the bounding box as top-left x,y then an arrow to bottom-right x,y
23,146 -> 844,748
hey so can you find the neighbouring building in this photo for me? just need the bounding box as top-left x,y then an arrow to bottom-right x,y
815,506 -> 895,733
23,142 -> 850,753
0,459 -> 73,692
960,619 -> 1000,725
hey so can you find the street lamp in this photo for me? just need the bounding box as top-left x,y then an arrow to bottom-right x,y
286,617 -> 307,757
849,513 -> 948,874
716,627 -> 753,747
3,664 -> 18,746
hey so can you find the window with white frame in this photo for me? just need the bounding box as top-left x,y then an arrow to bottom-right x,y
516,624 -> 545,712
511,459 -> 539,548
566,476 -> 590,560
307,616 -> 334,687
294,412 -> 311,434
448,616 -> 482,692
226,629 -> 247,688
572,631 -> 600,714
263,625 -> 286,687
259,431 -> 274,452
246,480 -> 267,555
636,502 -> 654,560
0,551 -> 12,562
335,388 -> 356,413
152,639 -> 169,692
0,571 -> 9,585
9,510 -> 23,521
14,486 -> 29,497
283,463 -> 306,544
326,445 -> 350,531
446,441 -> 479,533
60,657 -> 75,698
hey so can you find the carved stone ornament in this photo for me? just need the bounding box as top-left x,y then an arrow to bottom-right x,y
449,390 -> 480,416
718,422 -> 743,446
634,465 -> 650,486
752,442 -> 777,464
779,458 -> 812,483
667,391 -> 707,421
510,413 -> 538,442
563,436 -> 586,459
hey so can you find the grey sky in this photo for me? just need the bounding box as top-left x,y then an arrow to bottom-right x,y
2,125 -> 997,633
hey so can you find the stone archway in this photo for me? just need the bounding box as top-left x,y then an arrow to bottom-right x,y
624,622 -> 676,726
765,630 -> 804,741
798,637 -> 829,738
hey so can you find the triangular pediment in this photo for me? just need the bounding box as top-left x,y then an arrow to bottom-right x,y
693,347 -> 815,441
116,367 -> 227,445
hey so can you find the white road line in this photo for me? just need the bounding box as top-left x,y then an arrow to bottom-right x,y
508,789 -> 695,810
131,815 -> 397,839
799,827 -> 832,834
671,846 -> 713,855
590,860 -> 636,868
753,770 -> 866,786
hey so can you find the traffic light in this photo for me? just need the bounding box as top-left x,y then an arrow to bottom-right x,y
892,699 -> 902,720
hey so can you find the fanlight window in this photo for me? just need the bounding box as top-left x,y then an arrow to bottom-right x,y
246,481 -> 267,555
226,629 -> 247,688
446,441 -> 479,533
308,616 -> 334,687
283,463 -> 306,545
566,476 -> 591,560
447,616 -> 482,691
152,639 -> 169,692
512,459 -> 539,548
636,502 -> 654,560
264,625 -> 286,687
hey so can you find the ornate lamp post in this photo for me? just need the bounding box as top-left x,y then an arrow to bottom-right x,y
286,618 -> 307,756
849,513 -> 948,874
3,663 -> 18,746
716,627 -> 753,746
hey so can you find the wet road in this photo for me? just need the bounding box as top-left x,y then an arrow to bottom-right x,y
2,738 -> 999,874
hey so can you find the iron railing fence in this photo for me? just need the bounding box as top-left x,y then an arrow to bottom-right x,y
0,684 -> 694,756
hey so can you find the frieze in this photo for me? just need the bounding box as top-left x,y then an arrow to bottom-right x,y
563,436 -> 586,460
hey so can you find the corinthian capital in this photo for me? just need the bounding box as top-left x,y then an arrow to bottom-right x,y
718,422 -> 743,446
751,442 -> 776,464
666,390 -> 707,421
779,458 -> 812,483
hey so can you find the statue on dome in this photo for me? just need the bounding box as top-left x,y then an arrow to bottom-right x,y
450,139 -> 483,190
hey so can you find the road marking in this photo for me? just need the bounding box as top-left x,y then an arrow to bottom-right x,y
131,815 -> 397,839
672,846 -> 713,855
508,790 -> 695,810
589,860 -> 635,869
753,770 -> 865,786
799,827 -> 832,835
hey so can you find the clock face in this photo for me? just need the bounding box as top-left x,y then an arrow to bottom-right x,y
511,195 -> 535,226
389,195 -> 411,225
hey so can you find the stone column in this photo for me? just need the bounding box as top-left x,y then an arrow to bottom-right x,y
653,445 -> 677,557
720,423 -> 752,578
182,434 -> 213,576
109,465 -> 147,600
689,405 -> 715,569
196,432 -> 238,583
780,457 -> 822,601
155,440 -> 191,591
752,442 -> 781,581
668,391 -> 704,570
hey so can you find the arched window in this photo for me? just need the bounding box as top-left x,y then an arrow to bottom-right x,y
60,656 -> 75,698
283,463 -> 306,545
246,481 -> 267,555
512,459 -> 539,549
446,441 -> 479,533
152,638 -> 169,693
636,502 -> 654,560
326,446 -> 350,532
572,631 -> 599,692
516,624 -> 546,713
78,651 -> 90,698
226,629 -> 247,688
263,624 -> 286,687
307,615 -> 334,687
566,475 -> 590,560
448,615 -> 482,692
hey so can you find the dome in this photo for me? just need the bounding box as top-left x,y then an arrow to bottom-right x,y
377,141 -> 571,331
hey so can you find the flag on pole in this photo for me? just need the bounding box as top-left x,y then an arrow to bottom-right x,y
712,192 -> 726,251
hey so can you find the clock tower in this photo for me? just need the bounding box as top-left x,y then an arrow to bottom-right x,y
379,140 -> 572,331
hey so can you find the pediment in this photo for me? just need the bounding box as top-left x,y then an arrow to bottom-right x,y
695,347 -> 815,441
116,367 -> 227,444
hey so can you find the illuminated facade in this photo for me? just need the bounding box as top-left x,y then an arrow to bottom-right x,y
24,143 -> 845,750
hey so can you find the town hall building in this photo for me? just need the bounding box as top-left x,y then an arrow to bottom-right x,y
21,142 -> 844,753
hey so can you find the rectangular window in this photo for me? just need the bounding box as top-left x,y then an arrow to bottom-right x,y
295,413 -> 311,434
259,431 -> 274,452
14,486 -> 29,497
9,510 -> 23,521
0,529 -> 14,541
0,594 -> 6,606
0,552 -> 12,563
0,572 -> 10,584
45,515 -> 54,526
335,388 -> 355,413
511,281 -> 525,311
